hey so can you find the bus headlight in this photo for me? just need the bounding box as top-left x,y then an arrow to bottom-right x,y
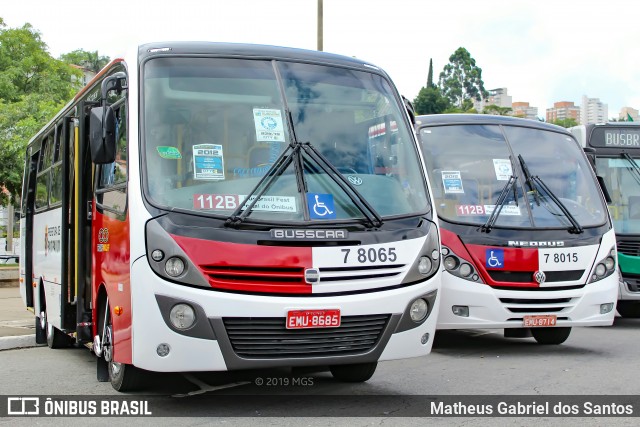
418,256 -> 432,275
169,303 -> 196,330
441,246 -> 483,283
589,247 -> 616,283
165,257 -> 186,277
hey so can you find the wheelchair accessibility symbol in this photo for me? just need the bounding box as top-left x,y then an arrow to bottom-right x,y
307,193 -> 336,219
485,249 -> 504,269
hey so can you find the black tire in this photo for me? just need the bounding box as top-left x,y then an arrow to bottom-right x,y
100,300 -> 146,392
35,314 -> 46,345
616,300 -> 640,318
46,319 -> 70,349
330,362 -> 378,383
531,327 -> 572,345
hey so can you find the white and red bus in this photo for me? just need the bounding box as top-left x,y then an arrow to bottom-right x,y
416,114 -> 617,345
18,42 -> 442,391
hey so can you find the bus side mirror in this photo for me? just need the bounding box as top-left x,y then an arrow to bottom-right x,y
597,175 -> 612,204
89,106 -> 117,164
402,95 -> 416,126
583,147 -> 596,170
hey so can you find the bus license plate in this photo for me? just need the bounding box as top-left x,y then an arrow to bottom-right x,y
286,309 -> 341,329
523,315 -> 557,327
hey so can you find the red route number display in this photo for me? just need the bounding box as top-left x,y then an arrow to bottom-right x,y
286,309 -> 341,329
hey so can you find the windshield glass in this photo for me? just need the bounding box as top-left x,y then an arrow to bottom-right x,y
419,124 -> 607,228
142,57 -> 429,221
596,155 -> 640,233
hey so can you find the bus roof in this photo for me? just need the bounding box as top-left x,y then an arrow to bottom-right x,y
415,114 -> 568,133
138,41 -> 384,72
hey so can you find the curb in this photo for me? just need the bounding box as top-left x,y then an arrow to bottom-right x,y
0,334 -> 42,351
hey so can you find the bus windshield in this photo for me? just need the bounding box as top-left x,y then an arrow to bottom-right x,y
142,57 -> 429,222
596,154 -> 640,234
419,124 -> 607,229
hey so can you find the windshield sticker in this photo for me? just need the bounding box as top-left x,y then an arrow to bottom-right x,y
156,146 -> 182,159
442,171 -> 464,194
193,144 -> 225,180
456,204 -> 521,216
493,159 -> 512,181
485,249 -> 505,269
307,193 -> 336,219
253,108 -> 285,142
193,194 -> 297,213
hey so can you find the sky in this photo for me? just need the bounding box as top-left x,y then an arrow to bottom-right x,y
2,0 -> 640,119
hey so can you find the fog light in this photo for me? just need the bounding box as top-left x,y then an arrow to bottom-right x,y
157,343 -> 171,357
459,263 -> 472,277
410,298 -> 429,322
169,303 -> 196,330
452,305 -> 469,317
421,333 -> 430,345
600,302 -> 614,314
165,257 -> 185,277
418,256 -> 432,275
151,249 -> 164,262
444,256 -> 458,271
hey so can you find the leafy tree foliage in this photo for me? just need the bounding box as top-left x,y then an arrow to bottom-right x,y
438,47 -> 489,109
413,86 -> 451,115
59,49 -> 110,73
551,117 -> 578,128
426,58 -> 434,88
0,18 -> 82,206
483,104 -> 512,116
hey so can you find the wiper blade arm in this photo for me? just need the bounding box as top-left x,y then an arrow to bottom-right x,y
531,175 -> 583,234
518,154 -> 541,206
301,142 -> 383,228
481,175 -> 517,233
621,152 -> 640,187
225,142 -> 299,227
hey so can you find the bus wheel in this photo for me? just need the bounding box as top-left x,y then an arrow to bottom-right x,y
330,362 -> 378,382
531,327 -> 571,345
100,301 -> 145,392
616,301 -> 640,318
35,310 -> 46,345
45,316 -> 70,349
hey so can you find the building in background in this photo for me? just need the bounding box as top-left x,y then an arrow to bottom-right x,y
619,107 -> 639,122
546,101 -> 580,123
580,95 -> 608,125
475,87 -> 512,112
511,102 -> 538,120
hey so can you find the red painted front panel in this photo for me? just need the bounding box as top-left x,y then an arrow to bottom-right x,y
465,244 -> 540,287
92,207 -> 131,364
172,234 -> 314,294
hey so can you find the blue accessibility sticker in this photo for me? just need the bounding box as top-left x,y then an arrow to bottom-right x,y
485,249 -> 504,269
307,193 -> 336,219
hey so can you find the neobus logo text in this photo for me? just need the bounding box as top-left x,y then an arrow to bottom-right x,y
271,229 -> 349,240
508,241 -> 565,247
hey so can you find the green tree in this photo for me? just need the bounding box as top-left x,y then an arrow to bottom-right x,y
59,48 -> 110,73
413,86 -> 451,115
483,104 -> 513,116
426,58 -> 434,88
551,117 -> 578,128
438,47 -> 489,109
0,18 -> 81,206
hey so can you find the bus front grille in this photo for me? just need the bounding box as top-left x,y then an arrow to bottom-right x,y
487,270 -> 584,284
617,240 -> 640,257
222,314 -> 390,358
499,297 -> 576,314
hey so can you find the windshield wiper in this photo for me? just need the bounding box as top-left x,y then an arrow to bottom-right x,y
518,155 -> 583,234
481,174 -> 518,233
621,152 -> 640,187
225,113 -> 383,228
518,154 -> 541,206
